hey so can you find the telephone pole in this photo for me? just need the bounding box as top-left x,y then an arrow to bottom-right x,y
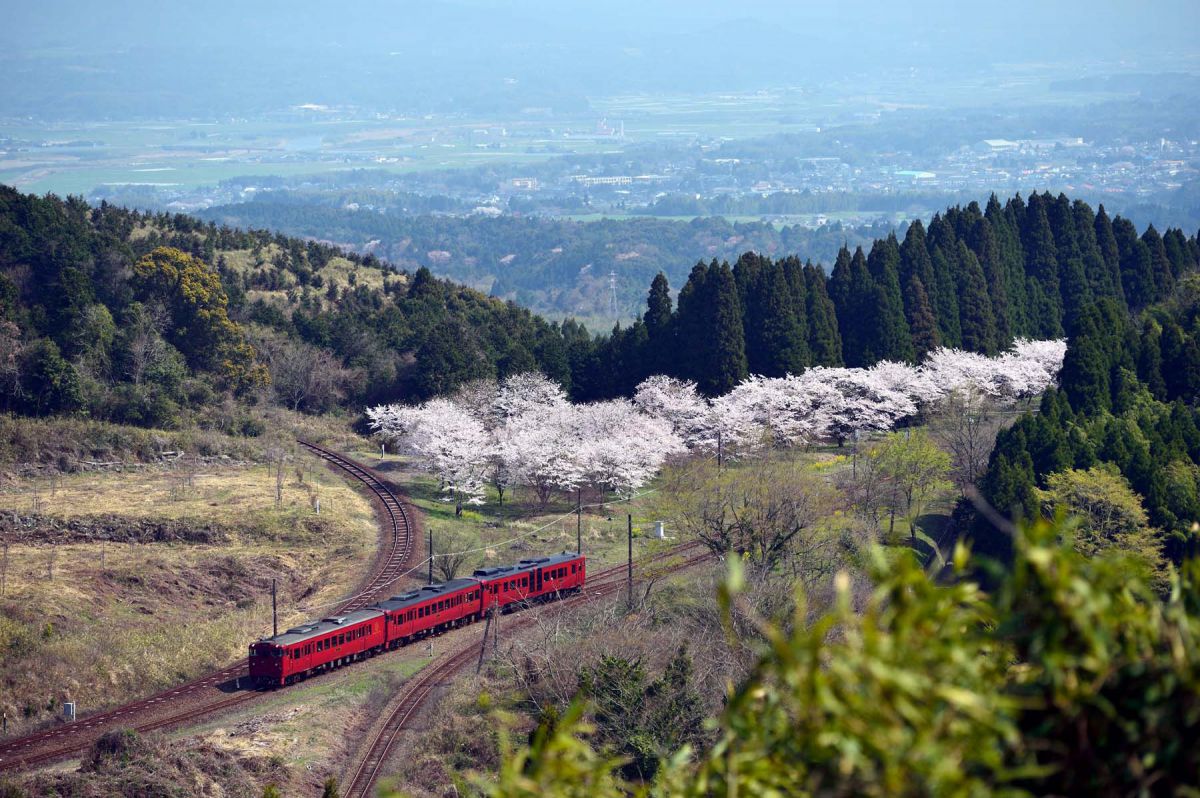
576,489 -> 582,554
271,578 -> 277,639
476,607 -> 494,674
627,514 -> 633,610
428,527 -> 434,584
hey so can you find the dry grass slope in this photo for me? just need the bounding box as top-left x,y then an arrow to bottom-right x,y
0,453 -> 378,737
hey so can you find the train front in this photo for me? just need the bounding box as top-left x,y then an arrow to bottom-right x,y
248,640 -> 284,687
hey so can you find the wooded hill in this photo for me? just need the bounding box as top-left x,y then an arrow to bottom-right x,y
0,185 -> 572,428
592,192 -> 1199,397
979,282 -> 1200,567
200,199 -> 889,323
1,185 -> 1197,432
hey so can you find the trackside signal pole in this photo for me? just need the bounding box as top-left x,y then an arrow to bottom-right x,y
627,514 -> 633,610
576,489 -> 582,554
271,578 -> 278,639
428,527 -> 433,584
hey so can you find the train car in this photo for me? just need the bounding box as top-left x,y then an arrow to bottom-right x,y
375,578 -> 482,648
475,552 -> 586,612
247,552 -> 587,688
249,608 -> 385,687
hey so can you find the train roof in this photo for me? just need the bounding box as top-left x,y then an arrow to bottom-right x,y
374,577 -> 480,613
472,551 -> 582,579
258,607 -> 383,648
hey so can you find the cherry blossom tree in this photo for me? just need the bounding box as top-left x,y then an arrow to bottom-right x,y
368,340 -> 1066,509
799,367 -> 918,445
368,398 -> 490,514
575,400 -> 685,497
633,376 -> 711,445
493,371 -> 568,421
502,403 -> 587,507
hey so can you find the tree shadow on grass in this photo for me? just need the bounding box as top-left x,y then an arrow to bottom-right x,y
909,513 -> 951,571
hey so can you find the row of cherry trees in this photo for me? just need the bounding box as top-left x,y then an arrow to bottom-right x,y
367,339 -> 1066,509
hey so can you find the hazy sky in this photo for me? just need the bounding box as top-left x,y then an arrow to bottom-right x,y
7,0 -> 1198,53
3,1 -> 1198,119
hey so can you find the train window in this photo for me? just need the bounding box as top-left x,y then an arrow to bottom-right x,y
338,634 -> 345,646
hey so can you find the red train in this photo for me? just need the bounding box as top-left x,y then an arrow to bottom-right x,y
249,552 -> 586,687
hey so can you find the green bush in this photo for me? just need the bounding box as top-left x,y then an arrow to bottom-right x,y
455,520 -> 1200,798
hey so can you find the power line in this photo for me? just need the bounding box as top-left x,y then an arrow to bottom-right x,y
283,486 -> 659,616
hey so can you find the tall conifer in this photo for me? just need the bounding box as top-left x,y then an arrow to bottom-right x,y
866,235 -> 915,362
1022,194 -> 1064,337
1093,205 -> 1126,307
955,241 -> 998,355
903,272 -> 940,360
1142,225 -> 1175,302
708,261 -> 748,395
803,262 -> 842,366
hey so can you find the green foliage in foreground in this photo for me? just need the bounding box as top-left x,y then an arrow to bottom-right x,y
440,521 -> 1200,798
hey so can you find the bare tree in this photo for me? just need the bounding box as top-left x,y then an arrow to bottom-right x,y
928,387 -> 1005,493
431,527 -> 481,581
665,459 -> 837,579
840,442 -> 891,537
0,320 -> 23,407
257,334 -> 358,413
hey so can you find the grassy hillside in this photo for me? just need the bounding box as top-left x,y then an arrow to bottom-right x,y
0,446 -> 378,737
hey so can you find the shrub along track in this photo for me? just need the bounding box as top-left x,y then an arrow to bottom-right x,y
341,539 -> 714,798
0,441 -> 418,774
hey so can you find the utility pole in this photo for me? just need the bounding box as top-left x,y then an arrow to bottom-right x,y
627,514 -> 633,610
1,541 -> 7,597
576,489 -> 582,554
476,607 -> 494,674
271,578 -> 277,639
428,527 -> 434,584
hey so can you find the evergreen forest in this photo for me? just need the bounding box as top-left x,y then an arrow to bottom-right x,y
2,186 -> 1198,432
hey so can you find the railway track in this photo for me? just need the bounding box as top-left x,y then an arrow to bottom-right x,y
342,539 -> 713,798
0,442 -> 419,775
296,440 -> 417,612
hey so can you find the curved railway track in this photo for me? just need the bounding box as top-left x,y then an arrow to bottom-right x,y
0,441 -> 418,774
342,539 -> 713,798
